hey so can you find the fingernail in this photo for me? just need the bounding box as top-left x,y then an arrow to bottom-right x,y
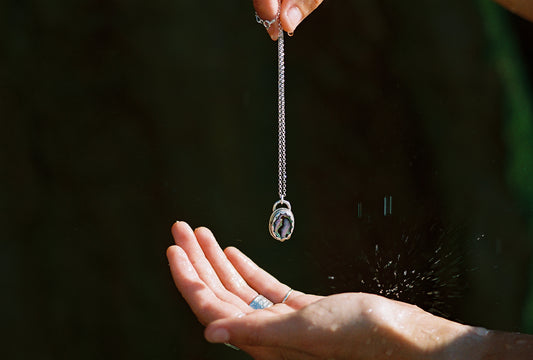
180,221 -> 193,233
287,7 -> 303,31
207,328 -> 229,343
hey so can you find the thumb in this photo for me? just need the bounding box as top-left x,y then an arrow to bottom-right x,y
204,311 -> 297,347
281,0 -> 324,34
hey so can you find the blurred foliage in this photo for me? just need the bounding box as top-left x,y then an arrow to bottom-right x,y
1,0 -> 532,358
476,0 -> 533,332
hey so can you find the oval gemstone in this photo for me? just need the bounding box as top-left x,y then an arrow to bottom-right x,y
269,208 -> 294,241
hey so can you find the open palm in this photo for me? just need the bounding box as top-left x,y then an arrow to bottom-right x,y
167,221 -> 323,359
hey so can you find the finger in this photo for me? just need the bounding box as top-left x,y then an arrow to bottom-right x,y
224,246 -> 295,304
195,227 -> 258,304
171,222 -> 250,311
205,310 -> 320,359
253,0 -> 281,40
240,345 -> 319,360
281,0 -> 324,35
166,245 -> 246,325
206,309 -> 326,359
205,310 -> 296,347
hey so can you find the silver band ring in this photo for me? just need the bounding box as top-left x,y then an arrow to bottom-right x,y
249,295 -> 274,309
281,289 -> 293,303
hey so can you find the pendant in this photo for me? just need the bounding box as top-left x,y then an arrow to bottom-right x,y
269,200 -> 295,242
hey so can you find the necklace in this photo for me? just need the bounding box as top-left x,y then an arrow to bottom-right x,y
256,4 -> 295,242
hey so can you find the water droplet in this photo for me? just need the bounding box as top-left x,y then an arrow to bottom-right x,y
328,275 -> 335,280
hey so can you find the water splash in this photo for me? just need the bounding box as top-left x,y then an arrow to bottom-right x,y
322,218 -> 469,319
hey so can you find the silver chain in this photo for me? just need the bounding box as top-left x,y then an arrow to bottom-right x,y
255,2 -> 287,203
277,17 -> 287,202
258,3 -> 295,242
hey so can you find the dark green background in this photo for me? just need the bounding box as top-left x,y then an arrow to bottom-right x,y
2,0 -> 533,359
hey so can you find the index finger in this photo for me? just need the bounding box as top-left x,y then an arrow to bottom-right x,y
167,245 -> 248,325
224,246 -> 294,304
254,0 -> 282,40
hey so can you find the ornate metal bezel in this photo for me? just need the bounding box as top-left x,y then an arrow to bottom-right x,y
269,200 -> 295,242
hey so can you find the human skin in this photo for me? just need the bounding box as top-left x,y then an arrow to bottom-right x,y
493,0 -> 533,22
167,221 -> 533,359
253,0 -> 324,40
254,0 -> 533,41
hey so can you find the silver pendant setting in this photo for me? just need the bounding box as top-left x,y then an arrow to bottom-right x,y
269,200 -> 294,242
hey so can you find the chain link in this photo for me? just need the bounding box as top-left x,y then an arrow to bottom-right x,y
255,2 -> 287,203
277,20 -> 287,202
255,13 -> 276,30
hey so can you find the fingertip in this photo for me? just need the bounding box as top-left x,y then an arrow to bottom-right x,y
224,246 -> 248,260
204,312 -> 244,343
170,220 -> 179,232
166,245 -> 176,257
285,7 -> 302,34
224,246 -> 241,260
194,226 -> 212,236
223,246 -> 238,254
223,246 -> 247,261
204,326 -> 230,343
166,245 -> 184,259
171,220 -> 194,238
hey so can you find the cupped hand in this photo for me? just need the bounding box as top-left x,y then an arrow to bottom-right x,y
204,292 -> 480,360
166,221 -> 323,359
167,221 -> 477,360
253,0 -> 324,40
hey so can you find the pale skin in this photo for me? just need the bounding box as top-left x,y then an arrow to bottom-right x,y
167,221 -> 533,359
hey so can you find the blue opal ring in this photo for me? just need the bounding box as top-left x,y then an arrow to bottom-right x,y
249,295 -> 274,309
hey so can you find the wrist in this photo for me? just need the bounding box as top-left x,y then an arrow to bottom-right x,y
382,309 -> 485,360
472,329 -> 533,359
430,324 -> 489,360
427,323 -> 533,360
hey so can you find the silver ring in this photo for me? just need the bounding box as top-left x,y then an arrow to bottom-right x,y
249,295 -> 274,309
281,289 -> 293,303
